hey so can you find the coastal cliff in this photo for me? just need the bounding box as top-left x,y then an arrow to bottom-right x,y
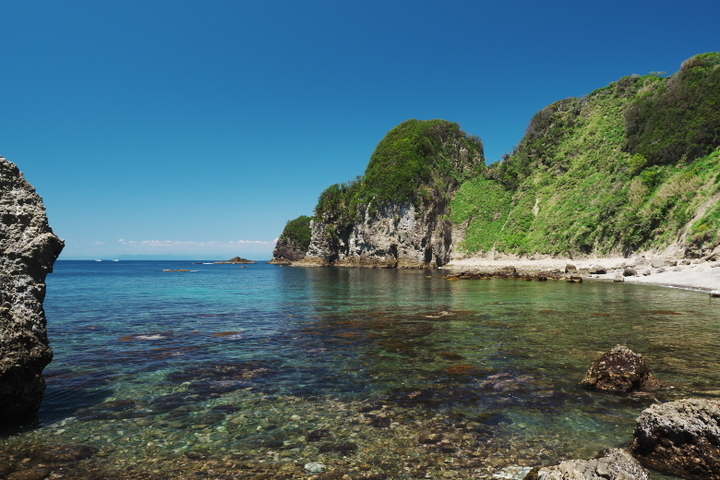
275,53 -> 720,268
294,119 -> 483,268
452,52 -> 720,261
0,156 -> 63,423
269,215 -> 311,264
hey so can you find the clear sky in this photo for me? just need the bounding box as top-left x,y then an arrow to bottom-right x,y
2,0 -> 718,260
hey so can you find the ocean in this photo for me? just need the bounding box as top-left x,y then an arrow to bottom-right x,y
2,260 -> 717,479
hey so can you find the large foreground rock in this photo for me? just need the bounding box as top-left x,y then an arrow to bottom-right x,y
630,398 -> 720,480
525,448 -> 649,480
580,345 -> 662,393
0,156 -> 63,423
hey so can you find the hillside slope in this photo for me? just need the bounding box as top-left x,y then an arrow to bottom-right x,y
452,52 -> 720,260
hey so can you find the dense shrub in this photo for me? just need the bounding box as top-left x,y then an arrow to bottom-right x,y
314,119 -> 483,221
362,119 -> 483,206
278,215 -> 312,251
626,52 -> 720,166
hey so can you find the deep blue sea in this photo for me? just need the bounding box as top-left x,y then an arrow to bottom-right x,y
2,260 -> 718,479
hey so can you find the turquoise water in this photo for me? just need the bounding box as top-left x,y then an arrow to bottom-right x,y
2,260 -> 718,479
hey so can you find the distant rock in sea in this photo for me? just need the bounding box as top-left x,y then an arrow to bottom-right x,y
0,156 -> 64,424
214,256 -> 256,264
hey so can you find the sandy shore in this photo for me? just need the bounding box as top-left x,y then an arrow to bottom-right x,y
443,254 -> 720,293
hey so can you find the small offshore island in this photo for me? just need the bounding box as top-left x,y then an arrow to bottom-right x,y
213,256 -> 257,264
272,53 -> 720,295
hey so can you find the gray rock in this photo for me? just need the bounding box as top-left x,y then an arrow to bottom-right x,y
613,274 -> 624,282
588,265 -> 606,274
304,462 -> 325,474
565,264 -> 577,274
0,156 -> 63,423
623,267 -> 638,276
580,345 -> 662,393
525,448 -> 648,480
631,398 -> 720,480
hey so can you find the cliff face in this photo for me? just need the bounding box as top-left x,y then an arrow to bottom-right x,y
297,120 -> 483,268
304,201 -> 457,268
0,156 -> 64,423
270,215 -> 312,264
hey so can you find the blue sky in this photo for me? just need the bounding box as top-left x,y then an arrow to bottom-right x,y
2,0 -> 718,260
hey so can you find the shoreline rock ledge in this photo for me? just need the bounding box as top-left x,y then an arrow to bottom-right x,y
0,156 -> 64,424
630,398 -> 720,480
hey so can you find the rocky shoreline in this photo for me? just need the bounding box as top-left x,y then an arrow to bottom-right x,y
442,253 -> 720,293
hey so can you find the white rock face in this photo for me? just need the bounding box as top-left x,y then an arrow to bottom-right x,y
303,201 -> 457,268
0,156 -> 63,423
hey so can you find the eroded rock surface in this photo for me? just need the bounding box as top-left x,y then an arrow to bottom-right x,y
0,156 -> 63,423
580,345 -> 662,393
525,448 -> 649,480
630,398 -> 720,480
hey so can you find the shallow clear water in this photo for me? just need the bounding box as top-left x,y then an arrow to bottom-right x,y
2,260 -> 718,479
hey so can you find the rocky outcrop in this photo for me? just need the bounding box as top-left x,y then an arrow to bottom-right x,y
214,256 -> 256,264
580,345 -> 662,393
297,120 -> 483,268
0,156 -> 63,423
270,215 -> 311,264
302,201 -> 457,268
269,237 -> 307,264
630,398 -> 720,480
525,448 -> 649,480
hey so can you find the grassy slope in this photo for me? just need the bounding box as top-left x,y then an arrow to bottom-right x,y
452,53 -> 720,258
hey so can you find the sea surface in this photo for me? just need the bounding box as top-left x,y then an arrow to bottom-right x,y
2,260 -> 719,479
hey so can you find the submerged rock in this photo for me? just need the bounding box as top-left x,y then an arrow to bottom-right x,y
580,345 -> 662,393
525,448 -> 649,479
630,398 -> 720,480
0,156 -> 63,424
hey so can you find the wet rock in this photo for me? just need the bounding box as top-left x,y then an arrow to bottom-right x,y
6,468 -> 52,480
318,442 -> 358,454
370,416 -> 392,428
35,445 -> 98,462
525,448 -> 648,479
566,275 -> 583,283
580,345 -> 662,393
630,398 -> 720,480
307,428 -> 332,441
494,465 -> 533,479
0,156 -> 64,424
305,462 -> 325,474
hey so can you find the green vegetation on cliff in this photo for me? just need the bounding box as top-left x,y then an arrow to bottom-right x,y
277,215 -> 312,251
453,53 -> 720,258
314,119 -> 483,221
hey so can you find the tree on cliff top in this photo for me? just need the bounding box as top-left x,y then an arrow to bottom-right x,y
278,215 -> 312,251
315,119 -> 484,221
362,119 -> 484,206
